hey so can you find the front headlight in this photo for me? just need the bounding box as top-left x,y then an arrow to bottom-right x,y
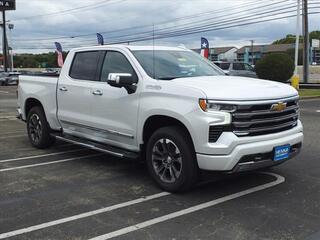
199,99 -> 237,113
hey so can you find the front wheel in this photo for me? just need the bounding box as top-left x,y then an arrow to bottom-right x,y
27,106 -> 55,149
146,126 -> 198,192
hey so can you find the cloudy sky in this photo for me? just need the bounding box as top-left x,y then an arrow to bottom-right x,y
5,0 -> 320,53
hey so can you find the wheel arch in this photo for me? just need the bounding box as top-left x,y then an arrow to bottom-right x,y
141,114 -> 195,152
24,98 -> 44,118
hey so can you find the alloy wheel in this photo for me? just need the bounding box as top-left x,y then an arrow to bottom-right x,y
151,138 -> 182,183
28,113 -> 42,144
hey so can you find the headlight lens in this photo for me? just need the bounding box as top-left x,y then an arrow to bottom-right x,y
199,99 -> 237,112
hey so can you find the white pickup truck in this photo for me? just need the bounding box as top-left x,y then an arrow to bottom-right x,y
17,45 -> 303,192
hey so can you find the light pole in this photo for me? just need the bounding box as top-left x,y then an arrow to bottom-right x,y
2,10 -> 8,72
8,22 -> 13,71
250,40 -> 254,65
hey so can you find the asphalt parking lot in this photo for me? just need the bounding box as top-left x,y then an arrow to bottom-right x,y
0,86 -> 319,240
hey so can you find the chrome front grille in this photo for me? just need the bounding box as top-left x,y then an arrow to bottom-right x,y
231,98 -> 299,137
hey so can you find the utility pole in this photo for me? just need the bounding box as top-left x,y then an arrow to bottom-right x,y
2,10 -> 8,72
0,0 -> 16,72
250,40 -> 254,65
8,23 -> 13,71
303,0 -> 309,83
291,0 -> 301,90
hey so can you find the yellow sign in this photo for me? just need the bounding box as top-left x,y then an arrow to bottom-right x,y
291,74 -> 300,90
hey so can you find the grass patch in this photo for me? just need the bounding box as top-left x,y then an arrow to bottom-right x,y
299,89 -> 320,97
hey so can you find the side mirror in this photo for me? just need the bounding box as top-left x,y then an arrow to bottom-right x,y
107,73 -> 137,94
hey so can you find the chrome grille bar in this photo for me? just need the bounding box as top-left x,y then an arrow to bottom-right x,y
231,98 -> 299,137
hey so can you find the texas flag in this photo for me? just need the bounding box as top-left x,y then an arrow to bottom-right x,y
54,42 -> 64,67
200,37 -> 209,59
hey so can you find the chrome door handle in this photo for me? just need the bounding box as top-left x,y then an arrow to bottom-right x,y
92,90 -> 103,96
59,86 -> 68,92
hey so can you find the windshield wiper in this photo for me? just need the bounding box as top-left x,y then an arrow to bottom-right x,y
157,76 -> 184,80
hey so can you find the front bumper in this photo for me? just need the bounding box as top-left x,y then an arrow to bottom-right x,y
231,142 -> 301,172
196,123 -> 303,171
16,107 -> 23,120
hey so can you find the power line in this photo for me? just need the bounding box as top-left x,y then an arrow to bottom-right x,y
15,0 -> 319,46
11,1 -> 320,50
14,10 -> 320,51
12,0 -> 264,42
31,2 -> 311,45
11,0 -> 125,21
116,1 -> 320,41
104,11 -> 320,45
102,1 -> 299,42
12,0 -> 296,45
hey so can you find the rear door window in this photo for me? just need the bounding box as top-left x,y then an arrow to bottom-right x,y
233,63 -> 245,70
219,63 -> 230,70
69,51 -> 103,81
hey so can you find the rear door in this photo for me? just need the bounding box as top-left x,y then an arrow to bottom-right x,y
57,50 -> 105,138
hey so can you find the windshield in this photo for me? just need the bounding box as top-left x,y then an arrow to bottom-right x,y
132,50 -> 223,80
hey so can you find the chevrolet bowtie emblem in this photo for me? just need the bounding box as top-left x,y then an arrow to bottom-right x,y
270,102 -> 287,112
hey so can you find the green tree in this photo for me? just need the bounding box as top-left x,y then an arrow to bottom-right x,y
310,30 -> 320,40
272,34 -> 303,44
273,31 -> 320,45
14,52 -> 68,68
255,53 -> 294,82
286,48 -> 303,65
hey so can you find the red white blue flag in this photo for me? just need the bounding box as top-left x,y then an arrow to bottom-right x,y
54,42 -> 64,67
97,33 -> 104,45
200,37 -> 209,59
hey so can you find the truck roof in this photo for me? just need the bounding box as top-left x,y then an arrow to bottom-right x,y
70,45 -> 189,52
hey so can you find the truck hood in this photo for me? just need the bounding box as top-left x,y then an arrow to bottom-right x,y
171,76 -> 298,101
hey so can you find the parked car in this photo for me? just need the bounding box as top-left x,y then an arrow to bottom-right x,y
214,61 -> 257,78
0,72 -> 20,86
17,45 -> 303,192
43,68 -> 61,74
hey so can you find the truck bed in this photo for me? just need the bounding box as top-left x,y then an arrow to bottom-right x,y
18,75 -> 61,130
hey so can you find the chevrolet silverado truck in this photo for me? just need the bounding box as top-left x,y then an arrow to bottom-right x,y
17,45 -> 303,192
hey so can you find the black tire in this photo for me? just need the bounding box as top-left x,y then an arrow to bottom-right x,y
146,126 -> 198,192
27,106 -> 55,149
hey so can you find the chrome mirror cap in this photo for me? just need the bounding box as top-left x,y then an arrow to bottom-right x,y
108,73 -> 132,83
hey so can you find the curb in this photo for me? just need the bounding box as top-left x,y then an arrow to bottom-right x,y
300,96 -> 320,100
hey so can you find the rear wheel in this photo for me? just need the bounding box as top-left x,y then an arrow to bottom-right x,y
27,106 -> 55,149
146,126 -> 198,192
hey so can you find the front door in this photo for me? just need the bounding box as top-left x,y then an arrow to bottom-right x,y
87,50 -> 141,151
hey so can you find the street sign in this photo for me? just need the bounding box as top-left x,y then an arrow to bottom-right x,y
0,0 -> 15,11
311,39 -> 320,48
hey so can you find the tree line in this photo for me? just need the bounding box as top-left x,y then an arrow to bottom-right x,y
12,52 -> 68,68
